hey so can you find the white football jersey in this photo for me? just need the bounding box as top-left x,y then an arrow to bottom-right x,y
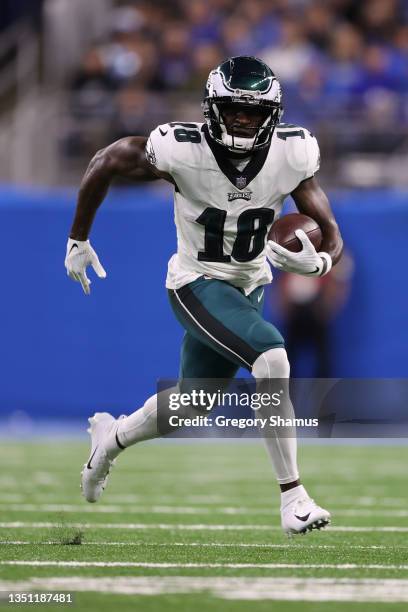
146,122 -> 320,295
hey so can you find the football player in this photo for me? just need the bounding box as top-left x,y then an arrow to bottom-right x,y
65,56 -> 343,535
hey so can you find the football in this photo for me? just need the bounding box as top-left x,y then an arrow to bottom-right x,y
268,213 -> 322,253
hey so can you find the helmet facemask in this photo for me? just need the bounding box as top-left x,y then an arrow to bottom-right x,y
202,56 -> 283,154
205,98 -> 283,153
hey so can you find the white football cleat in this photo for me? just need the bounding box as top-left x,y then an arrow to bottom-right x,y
281,496 -> 331,536
80,412 -> 124,503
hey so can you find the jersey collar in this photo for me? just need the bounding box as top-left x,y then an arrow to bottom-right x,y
202,124 -> 271,191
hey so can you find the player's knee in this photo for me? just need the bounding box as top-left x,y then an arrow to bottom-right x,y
252,347 -> 290,379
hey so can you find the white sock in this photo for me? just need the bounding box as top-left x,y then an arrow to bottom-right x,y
107,384 -> 182,455
103,397 -> 158,460
252,347 -> 300,485
261,434 -> 299,484
116,393 -> 159,449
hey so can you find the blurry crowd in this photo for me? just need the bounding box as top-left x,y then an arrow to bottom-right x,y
65,0 -> 408,163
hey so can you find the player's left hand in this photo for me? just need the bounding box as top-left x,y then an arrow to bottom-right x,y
266,229 -> 332,277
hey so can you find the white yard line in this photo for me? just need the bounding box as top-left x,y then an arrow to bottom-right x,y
0,494 -> 24,502
340,510 -> 408,517
3,494 -> 407,507
1,577 -> 408,602
2,521 -> 408,532
1,561 -> 408,570
102,494 -> 228,504
0,504 -> 270,515
0,540 -> 400,550
4,576 -> 408,602
2,503 -> 408,517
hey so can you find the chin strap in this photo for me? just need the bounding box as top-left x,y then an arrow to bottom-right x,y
221,131 -> 256,151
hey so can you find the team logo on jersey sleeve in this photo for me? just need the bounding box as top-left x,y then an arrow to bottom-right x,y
227,190 -> 252,202
145,138 -> 157,166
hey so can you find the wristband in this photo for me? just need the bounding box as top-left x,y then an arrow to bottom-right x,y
318,252 -> 332,277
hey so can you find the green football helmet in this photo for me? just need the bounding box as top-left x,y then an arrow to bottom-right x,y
202,56 -> 283,153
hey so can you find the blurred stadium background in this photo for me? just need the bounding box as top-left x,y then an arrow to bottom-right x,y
1,6 -> 408,610
0,0 -> 407,426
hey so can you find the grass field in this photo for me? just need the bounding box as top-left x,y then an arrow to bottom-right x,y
0,440 -> 408,611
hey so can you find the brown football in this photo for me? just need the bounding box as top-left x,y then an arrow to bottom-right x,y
268,213 -> 322,253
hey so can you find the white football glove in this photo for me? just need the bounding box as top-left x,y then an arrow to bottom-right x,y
266,229 -> 332,277
65,238 -> 106,295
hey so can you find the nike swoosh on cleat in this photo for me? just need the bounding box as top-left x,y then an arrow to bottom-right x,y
159,128 -> 168,136
294,512 -> 311,522
87,447 -> 98,469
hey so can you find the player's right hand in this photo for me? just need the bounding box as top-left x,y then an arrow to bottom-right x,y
65,238 -> 107,295
266,230 -> 332,277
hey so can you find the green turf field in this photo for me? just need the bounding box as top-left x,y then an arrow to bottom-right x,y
0,440 -> 407,611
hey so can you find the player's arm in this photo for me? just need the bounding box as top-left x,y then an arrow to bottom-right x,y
291,176 -> 343,265
65,136 -> 172,295
70,136 -> 171,240
266,177 -> 343,278
267,126 -> 344,277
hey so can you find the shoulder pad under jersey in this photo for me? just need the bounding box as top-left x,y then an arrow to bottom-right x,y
276,124 -> 320,180
146,122 -> 204,175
